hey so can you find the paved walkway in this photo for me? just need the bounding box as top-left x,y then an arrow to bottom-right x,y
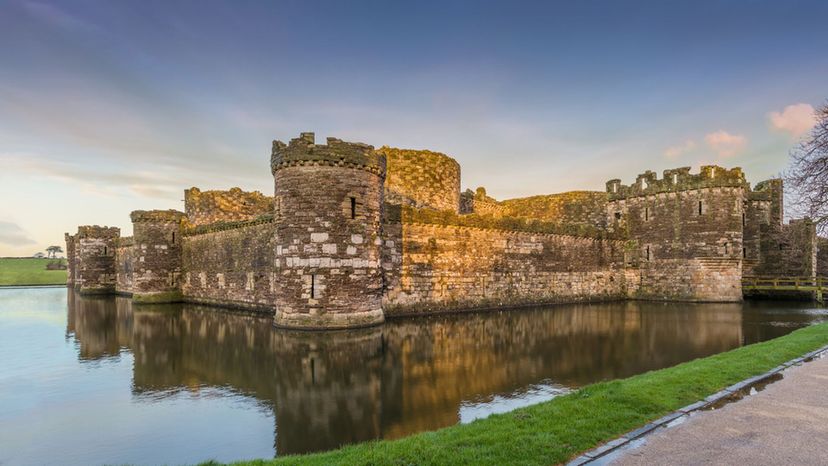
612,355 -> 828,465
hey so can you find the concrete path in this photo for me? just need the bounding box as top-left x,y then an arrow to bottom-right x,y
612,355 -> 828,465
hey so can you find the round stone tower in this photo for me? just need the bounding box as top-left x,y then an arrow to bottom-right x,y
130,209 -> 186,303
271,132 -> 386,329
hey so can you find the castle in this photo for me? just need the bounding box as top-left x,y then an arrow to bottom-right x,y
65,132 -> 824,329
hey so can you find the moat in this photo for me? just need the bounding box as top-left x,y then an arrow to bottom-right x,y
1,288 -> 826,466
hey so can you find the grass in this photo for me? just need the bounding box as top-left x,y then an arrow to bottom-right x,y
222,320 -> 828,466
0,257 -> 67,286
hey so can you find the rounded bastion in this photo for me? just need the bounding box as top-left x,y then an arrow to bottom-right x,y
270,132 -> 386,329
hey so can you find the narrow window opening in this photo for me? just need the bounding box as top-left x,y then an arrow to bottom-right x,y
310,358 -> 316,384
743,247 -> 747,259
672,174 -> 678,184
698,200 -> 703,215
742,213 -> 746,227
310,274 -> 316,299
646,245 -> 651,261
724,242 -> 729,255
103,246 -> 107,256
612,183 -> 618,193
171,232 -> 176,244
614,212 -> 622,220
645,207 -> 649,221
350,197 -> 356,219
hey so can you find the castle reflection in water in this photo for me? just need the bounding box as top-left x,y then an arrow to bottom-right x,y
65,290 -> 817,455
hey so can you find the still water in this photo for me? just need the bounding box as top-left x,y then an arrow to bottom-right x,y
0,287 -> 826,465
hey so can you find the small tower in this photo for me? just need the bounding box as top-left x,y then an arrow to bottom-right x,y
130,210 -> 186,303
271,132 -> 386,329
74,226 -> 120,295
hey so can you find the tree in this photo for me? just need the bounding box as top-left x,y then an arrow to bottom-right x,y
786,101 -> 828,234
46,245 -> 63,259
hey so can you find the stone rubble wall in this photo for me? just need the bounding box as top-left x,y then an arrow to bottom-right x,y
184,187 -> 273,227
379,146 -> 461,213
180,219 -> 276,311
115,236 -> 134,294
753,218 -> 818,278
130,210 -> 187,302
818,237 -> 828,277
382,221 -> 629,316
73,226 -> 120,294
607,182 -> 745,301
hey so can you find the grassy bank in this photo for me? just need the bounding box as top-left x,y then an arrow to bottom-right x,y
0,258 -> 67,286
226,320 -> 828,466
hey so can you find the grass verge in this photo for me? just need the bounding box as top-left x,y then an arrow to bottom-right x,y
223,321 -> 828,466
0,258 -> 67,286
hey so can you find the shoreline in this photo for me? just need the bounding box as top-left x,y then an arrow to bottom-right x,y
220,320 -> 828,466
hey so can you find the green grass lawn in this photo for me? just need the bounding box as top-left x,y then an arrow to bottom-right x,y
0,258 -> 68,286
222,320 -> 828,466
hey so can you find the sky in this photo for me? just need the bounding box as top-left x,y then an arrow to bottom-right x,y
1,0 -> 827,257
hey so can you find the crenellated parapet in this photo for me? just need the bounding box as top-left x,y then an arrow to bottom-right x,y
606,165 -> 748,200
271,132 -> 386,178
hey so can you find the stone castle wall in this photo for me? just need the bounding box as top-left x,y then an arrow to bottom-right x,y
115,236 -> 134,294
65,132 -> 824,329
606,166 -> 747,302
382,212 -> 629,316
181,218 -> 276,311
67,226 -> 120,294
818,237 -> 828,277
271,133 -> 386,328
379,147 -> 461,213
184,187 -> 272,226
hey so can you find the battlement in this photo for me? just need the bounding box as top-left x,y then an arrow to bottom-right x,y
270,132 -> 386,177
130,209 -> 187,223
606,165 -> 747,199
76,225 -> 120,238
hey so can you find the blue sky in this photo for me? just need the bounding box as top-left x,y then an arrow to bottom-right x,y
1,0 -> 826,256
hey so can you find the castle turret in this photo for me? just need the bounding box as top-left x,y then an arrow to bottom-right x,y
74,226 -> 120,294
271,132 -> 386,329
606,166 -> 747,302
130,210 -> 186,303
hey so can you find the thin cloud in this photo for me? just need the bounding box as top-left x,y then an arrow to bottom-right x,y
768,103 -> 817,138
704,130 -> 746,158
664,140 -> 696,159
0,221 -> 37,247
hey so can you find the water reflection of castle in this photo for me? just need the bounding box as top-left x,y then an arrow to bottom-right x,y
66,289 -> 787,456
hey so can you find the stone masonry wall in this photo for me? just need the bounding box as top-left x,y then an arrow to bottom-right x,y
607,166 -> 747,302
271,133 -> 386,329
181,219 -> 276,311
184,187 -> 273,226
382,222 -> 628,316
379,147 -> 461,213
818,237 -> 828,277
754,219 -> 818,278
74,226 -> 120,294
115,236 -> 134,294
498,191 -> 608,228
130,210 -> 187,303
